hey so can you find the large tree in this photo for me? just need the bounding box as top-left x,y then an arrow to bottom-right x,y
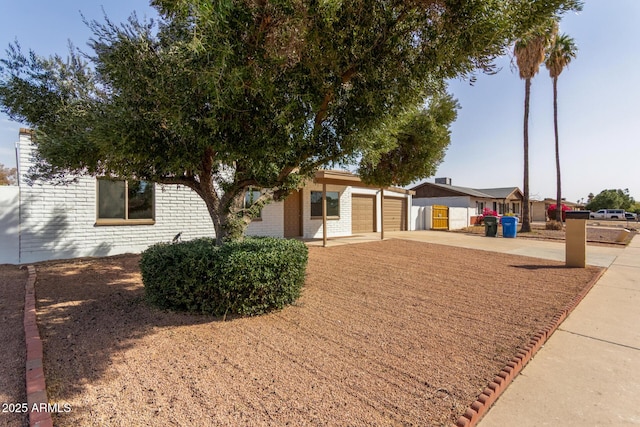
545,32 -> 577,222
585,189 -> 635,212
513,19 -> 559,232
0,0 -> 581,243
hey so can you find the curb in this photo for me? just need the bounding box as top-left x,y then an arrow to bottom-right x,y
24,265 -> 53,427
454,267 -> 606,427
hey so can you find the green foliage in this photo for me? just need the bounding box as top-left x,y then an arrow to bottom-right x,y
140,237 -> 308,316
1,0 -> 582,242
585,189 -> 636,212
0,163 -> 17,185
545,33 -> 578,79
357,93 -> 458,187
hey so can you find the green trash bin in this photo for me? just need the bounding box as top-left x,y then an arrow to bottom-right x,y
484,216 -> 498,237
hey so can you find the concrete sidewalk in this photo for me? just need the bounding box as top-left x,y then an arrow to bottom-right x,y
477,234 -> 640,426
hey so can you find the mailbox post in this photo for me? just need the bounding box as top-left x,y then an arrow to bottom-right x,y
565,211 -> 590,267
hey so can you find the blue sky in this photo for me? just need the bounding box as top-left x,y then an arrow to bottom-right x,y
1,1 -> 638,203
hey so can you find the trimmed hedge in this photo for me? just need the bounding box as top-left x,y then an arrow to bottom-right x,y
140,237 -> 308,316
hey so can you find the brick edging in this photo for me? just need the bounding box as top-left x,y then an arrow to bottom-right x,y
454,267 -> 607,427
24,265 -> 53,427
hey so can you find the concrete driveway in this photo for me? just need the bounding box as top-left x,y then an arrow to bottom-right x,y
306,230 -> 623,268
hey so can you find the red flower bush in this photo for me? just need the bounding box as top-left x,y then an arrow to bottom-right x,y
547,204 -> 571,221
477,207 -> 499,225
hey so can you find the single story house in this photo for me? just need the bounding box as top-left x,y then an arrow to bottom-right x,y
411,178 -> 524,218
531,198 -> 583,222
0,129 -> 413,264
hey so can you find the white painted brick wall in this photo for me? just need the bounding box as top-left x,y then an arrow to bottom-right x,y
17,136 -> 214,263
0,186 -> 20,264
246,201 -> 284,238
302,183 -> 351,239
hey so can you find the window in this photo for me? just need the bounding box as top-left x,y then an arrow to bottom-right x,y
476,201 -> 485,215
97,178 -> 154,225
244,188 -> 262,219
311,191 -> 340,218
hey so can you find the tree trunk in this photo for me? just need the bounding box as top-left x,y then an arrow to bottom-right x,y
204,184 -> 274,245
177,173 -> 247,246
521,78 -> 532,232
553,77 -> 562,223
220,190 -> 254,244
161,157 -> 284,246
196,187 -> 228,246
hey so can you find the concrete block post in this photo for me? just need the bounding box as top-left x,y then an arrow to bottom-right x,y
565,211 -> 590,268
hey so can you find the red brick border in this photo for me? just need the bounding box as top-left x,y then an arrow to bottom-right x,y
454,267 -> 606,427
24,265 -> 53,427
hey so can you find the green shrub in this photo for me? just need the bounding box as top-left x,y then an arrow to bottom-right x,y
140,237 -> 308,316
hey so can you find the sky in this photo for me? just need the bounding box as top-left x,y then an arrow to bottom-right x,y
0,1 -> 638,204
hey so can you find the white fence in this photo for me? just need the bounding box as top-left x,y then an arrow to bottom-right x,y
449,207 -> 475,230
0,186 -> 19,264
411,205 -> 475,231
411,205 -> 431,230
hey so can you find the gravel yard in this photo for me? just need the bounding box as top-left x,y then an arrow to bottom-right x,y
17,239 -> 603,426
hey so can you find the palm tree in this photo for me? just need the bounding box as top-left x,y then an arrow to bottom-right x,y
513,22 -> 557,232
545,33 -> 577,222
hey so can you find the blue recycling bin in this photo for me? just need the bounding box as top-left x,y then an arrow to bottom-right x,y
501,216 -> 518,238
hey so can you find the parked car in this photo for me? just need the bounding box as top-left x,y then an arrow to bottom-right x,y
589,209 -> 626,220
625,212 -> 638,221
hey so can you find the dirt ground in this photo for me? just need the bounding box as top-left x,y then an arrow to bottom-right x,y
0,265 -> 28,427
17,239 -> 601,426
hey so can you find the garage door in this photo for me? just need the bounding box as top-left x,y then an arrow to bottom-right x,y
383,197 -> 407,231
352,194 -> 376,233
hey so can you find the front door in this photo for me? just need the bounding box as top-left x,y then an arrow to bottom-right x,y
284,190 -> 302,237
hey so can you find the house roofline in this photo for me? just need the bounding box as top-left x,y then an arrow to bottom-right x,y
314,170 -> 415,195
411,181 -> 498,199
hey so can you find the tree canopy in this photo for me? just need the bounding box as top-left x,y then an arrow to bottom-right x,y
0,0 -> 582,242
585,189 -> 636,212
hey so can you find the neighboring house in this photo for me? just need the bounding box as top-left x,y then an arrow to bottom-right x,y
0,129 -> 412,264
531,198 -> 582,222
411,178 -> 524,218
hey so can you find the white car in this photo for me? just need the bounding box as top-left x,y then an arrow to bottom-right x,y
589,209 -> 626,220
625,212 -> 638,221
